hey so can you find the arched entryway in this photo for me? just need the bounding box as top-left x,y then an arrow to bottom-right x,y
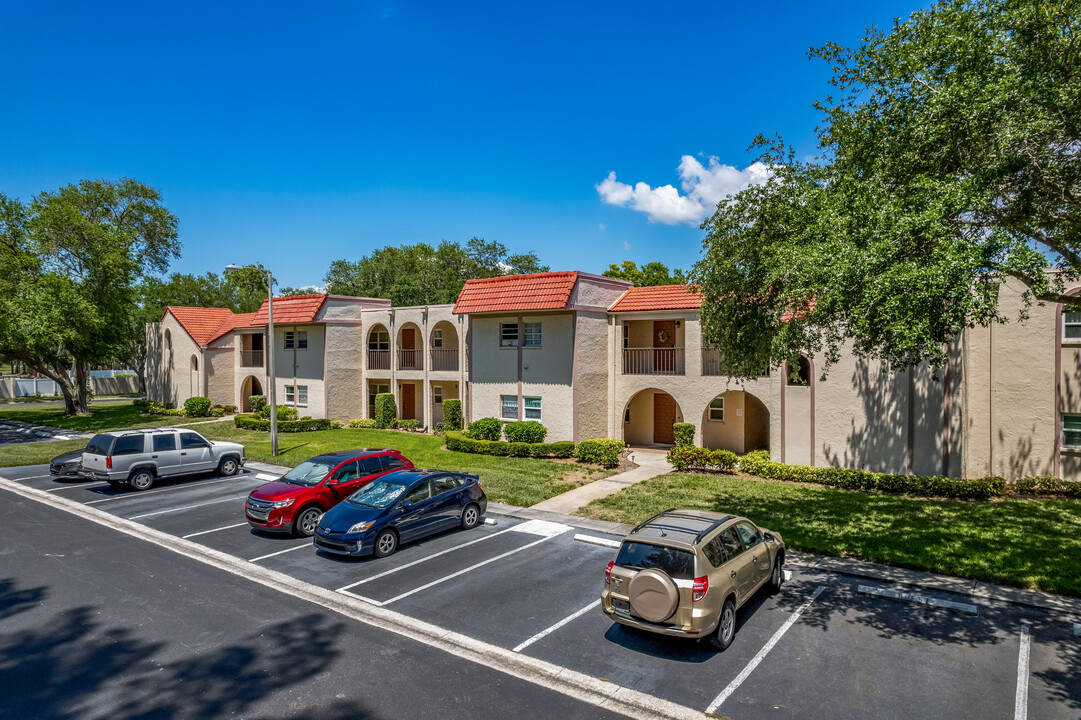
622,389 -> 684,446
241,376 -> 264,412
701,390 -> 770,454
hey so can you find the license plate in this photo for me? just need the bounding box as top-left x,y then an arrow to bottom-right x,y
612,598 -> 630,613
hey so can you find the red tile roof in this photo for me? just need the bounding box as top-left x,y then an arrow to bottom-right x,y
164,307 -> 240,346
207,312 -> 258,343
453,272 -> 579,314
608,284 -> 703,312
251,294 -> 327,325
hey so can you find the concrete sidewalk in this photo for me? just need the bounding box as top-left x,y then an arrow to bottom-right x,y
531,447 -> 674,514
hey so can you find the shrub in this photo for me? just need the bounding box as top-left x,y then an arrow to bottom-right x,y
141,401 -> 186,417
507,442 -> 531,457
504,420 -> 548,444
184,396 -> 212,417
208,407 -> 225,418
133,399 -> 150,408
533,440 -> 575,459
375,393 -> 397,429
574,438 -> 625,467
1012,475 -> 1081,498
398,419 -> 419,432
672,422 -> 695,447
347,418 -> 377,429
433,421 -> 447,436
667,446 -> 738,472
258,404 -> 299,421
249,395 -> 266,413
233,414 -> 332,432
331,420 -> 344,429
443,398 -> 463,431
468,417 -> 503,441
445,430 -> 573,459
222,405 -> 238,414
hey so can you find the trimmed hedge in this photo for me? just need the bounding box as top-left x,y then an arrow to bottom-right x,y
738,450 -> 1006,499
468,417 -> 503,441
504,420 -> 547,443
258,404 -> 299,421
398,419 -> 420,432
443,399 -> 463,430
375,393 -> 396,429
667,446 -> 738,472
184,396 -> 212,417
672,422 -> 695,447
347,418 -> 377,429
574,438 -> 625,468
141,401 -> 186,417
1012,475 -> 1081,498
446,430 -> 574,459
233,413 -> 333,432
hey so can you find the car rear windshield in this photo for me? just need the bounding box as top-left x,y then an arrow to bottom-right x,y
615,541 -> 695,580
85,434 -> 115,456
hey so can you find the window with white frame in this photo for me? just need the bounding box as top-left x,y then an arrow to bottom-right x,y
1065,311 -> 1081,340
1064,415 -> 1081,448
285,385 -> 309,406
285,330 -> 308,349
433,386 -> 443,404
708,397 -> 724,421
432,329 -> 443,348
500,323 -> 518,347
298,385 -> 308,405
501,395 -> 518,419
524,396 -> 541,419
524,322 -> 541,347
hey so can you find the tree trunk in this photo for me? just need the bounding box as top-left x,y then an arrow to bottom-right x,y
24,358 -> 79,415
74,362 -> 90,415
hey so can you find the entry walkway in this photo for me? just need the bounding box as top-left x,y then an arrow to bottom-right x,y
530,447 -> 673,514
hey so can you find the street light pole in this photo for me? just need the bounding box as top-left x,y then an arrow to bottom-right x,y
226,264 -> 278,457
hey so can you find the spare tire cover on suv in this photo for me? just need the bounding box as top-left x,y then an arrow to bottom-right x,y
628,568 -> 680,623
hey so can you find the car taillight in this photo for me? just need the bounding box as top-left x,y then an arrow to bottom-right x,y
692,575 -> 709,602
106,456 -> 112,469
605,560 -> 614,584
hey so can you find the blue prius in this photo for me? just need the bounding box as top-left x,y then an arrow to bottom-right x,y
313,468 -> 487,557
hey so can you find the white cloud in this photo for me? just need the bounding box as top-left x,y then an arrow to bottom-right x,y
622,240 -> 630,251
598,223 -> 606,231
597,156 -> 771,225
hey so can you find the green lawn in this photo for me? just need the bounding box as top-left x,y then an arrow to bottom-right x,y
0,400 -> 179,432
194,424 -> 611,507
580,472 -> 1081,596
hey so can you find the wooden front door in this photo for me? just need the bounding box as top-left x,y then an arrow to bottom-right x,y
401,384 -> 416,420
653,320 -> 676,374
653,393 -> 676,444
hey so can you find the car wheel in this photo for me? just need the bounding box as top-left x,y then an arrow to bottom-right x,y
128,470 -> 154,492
709,598 -> 737,651
374,529 -> 398,558
461,503 -> 480,530
293,506 -> 323,537
768,556 -> 784,594
218,456 -> 238,477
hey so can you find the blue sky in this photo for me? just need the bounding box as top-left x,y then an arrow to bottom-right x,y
1,1 -> 924,290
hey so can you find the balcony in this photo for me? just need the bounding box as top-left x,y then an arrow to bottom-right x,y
240,351 -> 264,368
431,348 -> 458,372
367,349 -> 390,370
622,347 -> 685,376
702,348 -> 726,376
398,349 -> 422,371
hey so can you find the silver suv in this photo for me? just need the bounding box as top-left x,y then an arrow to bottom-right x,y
601,508 -> 785,650
82,429 -> 246,491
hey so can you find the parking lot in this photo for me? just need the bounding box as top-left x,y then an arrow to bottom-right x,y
3,462 -> 1079,719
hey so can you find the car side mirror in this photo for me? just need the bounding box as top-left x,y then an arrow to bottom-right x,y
402,502 -> 414,511
763,533 -> 775,543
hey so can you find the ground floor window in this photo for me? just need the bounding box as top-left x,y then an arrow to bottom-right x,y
285,385 -> 308,406
369,383 -> 389,412
1064,414 -> 1081,448
501,395 -> 518,419
524,396 -> 541,419
708,397 -> 724,421
433,386 -> 443,404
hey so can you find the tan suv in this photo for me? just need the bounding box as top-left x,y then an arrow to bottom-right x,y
601,508 -> 785,650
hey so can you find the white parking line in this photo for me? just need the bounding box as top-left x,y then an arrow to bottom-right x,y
1015,624 -> 1031,720
573,533 -> 620,549
183,522 -> 250,539
513,599 -> 601,653
1074,623 -> 1080,637
705,585 -> 825,714
128,494 -> 248,520
255,473 -> 278,481
12,474 -> 53,482
345,535 -> 556,607
46,481 -> 111,492
336,527 -> 517,592
250,543 -> 311,562
84,475 -> 258,504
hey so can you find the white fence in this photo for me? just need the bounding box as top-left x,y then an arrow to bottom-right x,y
0,375 -> 141,399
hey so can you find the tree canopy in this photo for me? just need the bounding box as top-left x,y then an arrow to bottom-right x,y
691,0 -> 1081,378
324,237 -> 548,305
603,261 -> 686,286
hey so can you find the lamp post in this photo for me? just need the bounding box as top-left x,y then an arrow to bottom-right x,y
226,264 -> 278,457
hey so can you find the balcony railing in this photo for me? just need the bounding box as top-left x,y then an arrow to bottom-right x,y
702,348 -> 726,377
398,349 -> 422,370
367,349 -> 390,370
240,350 -> 264,368
430,348 -> 458,371
622,347 -> 685,375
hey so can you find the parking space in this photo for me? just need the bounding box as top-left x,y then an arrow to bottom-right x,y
3,461 -> 1079,719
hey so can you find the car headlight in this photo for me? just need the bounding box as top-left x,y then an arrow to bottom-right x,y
271,498 -> 295,509
347,521 -> 374,534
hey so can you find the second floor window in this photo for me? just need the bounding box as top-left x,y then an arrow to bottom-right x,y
370,331 -> 389,350
500,323 -> 518,347
285,330 -> 308,349
524,322 -> 541,347
433,329 -> 443,348
1065,311 -> 1081,340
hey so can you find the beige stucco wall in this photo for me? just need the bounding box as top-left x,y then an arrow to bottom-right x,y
204,336 -> 236,408
232,330 -> 268,411
325,323 -> 364,421
571,274 -> 633,309
701,390 -> 771,454
575,311 -> 609,441
153,313 -> 204,407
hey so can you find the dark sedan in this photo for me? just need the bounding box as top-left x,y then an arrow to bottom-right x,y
314,468 -> 487,558
50,448 -> 86,480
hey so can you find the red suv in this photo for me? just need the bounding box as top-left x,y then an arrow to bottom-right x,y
245,448 -> 413,536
